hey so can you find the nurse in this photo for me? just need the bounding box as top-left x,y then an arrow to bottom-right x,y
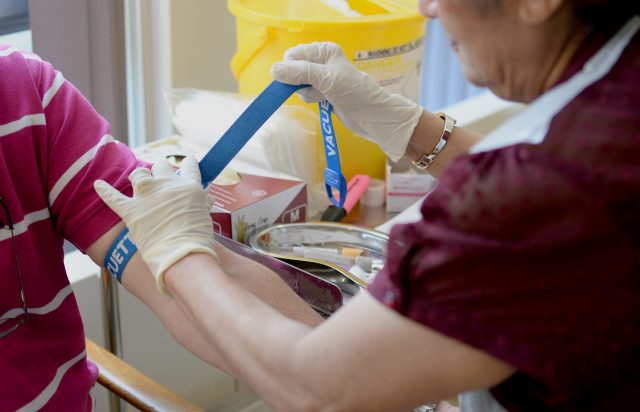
96,0 -> 640,411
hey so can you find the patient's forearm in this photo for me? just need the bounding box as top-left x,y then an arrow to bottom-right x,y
89,223 -> 321,376
87,223 -> 235,371
123,245 -> 322,375
212,241 -> 323,326
164,253 -> 319,408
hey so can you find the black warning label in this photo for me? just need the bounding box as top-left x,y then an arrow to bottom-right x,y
354,38 -> 424,61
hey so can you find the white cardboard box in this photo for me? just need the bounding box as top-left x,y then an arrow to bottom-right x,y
385,160 -> 436,213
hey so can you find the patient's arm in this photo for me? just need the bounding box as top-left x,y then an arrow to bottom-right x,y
86,222 -> 322,373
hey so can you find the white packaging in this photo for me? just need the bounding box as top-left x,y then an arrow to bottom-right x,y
385,160 -> 436,213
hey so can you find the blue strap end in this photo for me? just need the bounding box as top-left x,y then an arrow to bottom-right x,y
103,227 -> 137,283
324,168 -> 347,209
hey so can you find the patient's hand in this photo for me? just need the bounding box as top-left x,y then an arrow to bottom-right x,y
213,240 -> 274,280
212,241 -> 323,326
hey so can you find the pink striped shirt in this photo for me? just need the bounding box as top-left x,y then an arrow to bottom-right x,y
0,46 -> 144,411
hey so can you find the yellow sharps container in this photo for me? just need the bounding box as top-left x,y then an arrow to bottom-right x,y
228,0 -> 426,182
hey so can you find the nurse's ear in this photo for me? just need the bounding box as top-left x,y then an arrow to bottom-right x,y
517,0 -> 565,25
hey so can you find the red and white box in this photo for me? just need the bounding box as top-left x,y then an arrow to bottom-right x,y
208,173 -> 307,244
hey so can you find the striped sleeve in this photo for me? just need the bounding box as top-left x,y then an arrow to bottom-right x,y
25,52 -> 146,251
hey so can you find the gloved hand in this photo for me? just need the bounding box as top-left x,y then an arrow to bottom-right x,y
94,155 -> 218,292
270,42 -> 424,161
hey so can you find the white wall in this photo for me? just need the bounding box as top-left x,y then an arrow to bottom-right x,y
171,0 -> 237,92
29,0 -> 129,143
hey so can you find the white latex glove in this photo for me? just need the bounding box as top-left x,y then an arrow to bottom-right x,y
94,155 -> 217,292
270,41 -> 424,161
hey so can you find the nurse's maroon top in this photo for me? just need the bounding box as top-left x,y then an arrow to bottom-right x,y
369,20 -> 640,411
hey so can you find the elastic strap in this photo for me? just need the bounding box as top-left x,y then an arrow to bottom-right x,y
200,81 -> 307,186
103,227 -> 136,282
104,81 -> 347,280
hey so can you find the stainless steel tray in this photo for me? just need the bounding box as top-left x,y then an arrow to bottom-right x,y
249,222 -> 389,295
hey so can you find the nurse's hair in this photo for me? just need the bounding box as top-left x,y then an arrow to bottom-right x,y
568,0 -> 639,24
476,0 -> 638,22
